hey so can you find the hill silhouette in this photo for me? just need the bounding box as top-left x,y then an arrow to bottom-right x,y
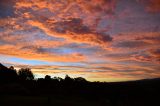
0,63 -> 160,106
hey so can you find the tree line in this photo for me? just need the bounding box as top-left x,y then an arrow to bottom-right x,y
0,63 -> 160,106
0,63 -> 87,83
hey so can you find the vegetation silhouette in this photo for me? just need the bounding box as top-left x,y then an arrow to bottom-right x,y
18,68 -> 34,81
0,63 -> 17,82
0,63 -> 160,106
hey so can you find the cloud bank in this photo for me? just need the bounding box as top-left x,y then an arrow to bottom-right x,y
0,0 -> 160,81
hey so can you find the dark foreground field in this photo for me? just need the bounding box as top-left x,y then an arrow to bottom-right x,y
0,94 -> 157,106
0,79 -> 160,106
0,63 -> 160,106
0,91 -> 159,106
0,95 -> 106,106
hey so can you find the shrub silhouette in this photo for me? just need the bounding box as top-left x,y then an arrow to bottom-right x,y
45,75 -> 51,80
74,77 -> 87,82
64,75 -> 73,81
18,68 -> 34,80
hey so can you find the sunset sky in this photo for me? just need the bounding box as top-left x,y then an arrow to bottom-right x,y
0,0 -> 160,82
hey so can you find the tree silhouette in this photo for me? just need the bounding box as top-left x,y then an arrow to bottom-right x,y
64,75 -> 73,81
9,66 -> 15,70
45,75 -> 52,81
53,76 -> 63,82
0,63 -> 17,82
18,68 -> 34,80
74,77 -> 87,82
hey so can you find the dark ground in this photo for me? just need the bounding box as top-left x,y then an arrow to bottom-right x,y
0,63 -> 160,106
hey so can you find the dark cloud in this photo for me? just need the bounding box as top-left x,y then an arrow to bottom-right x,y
53,18 -> 91,34
135,35 -> 160,44
28,18 -> 113,46
81,0 -> 116,14
114,40 -> 149,48
51,18 -> 113,43
150,49 -> 160,55
138,0 -> 160,13
0,0 -> 15,18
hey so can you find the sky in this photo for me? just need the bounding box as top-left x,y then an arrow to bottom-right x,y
0,0 -> 160,82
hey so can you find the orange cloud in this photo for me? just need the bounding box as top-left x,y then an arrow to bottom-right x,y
131,54 -> 152,63
1,0 -> 160,81
148,49 -> 160,64
130,48 -> 160,64
12,0 -> 115,48
27,19 -> 112,47
0,44 -> 86,62
33,40 -> 67,48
